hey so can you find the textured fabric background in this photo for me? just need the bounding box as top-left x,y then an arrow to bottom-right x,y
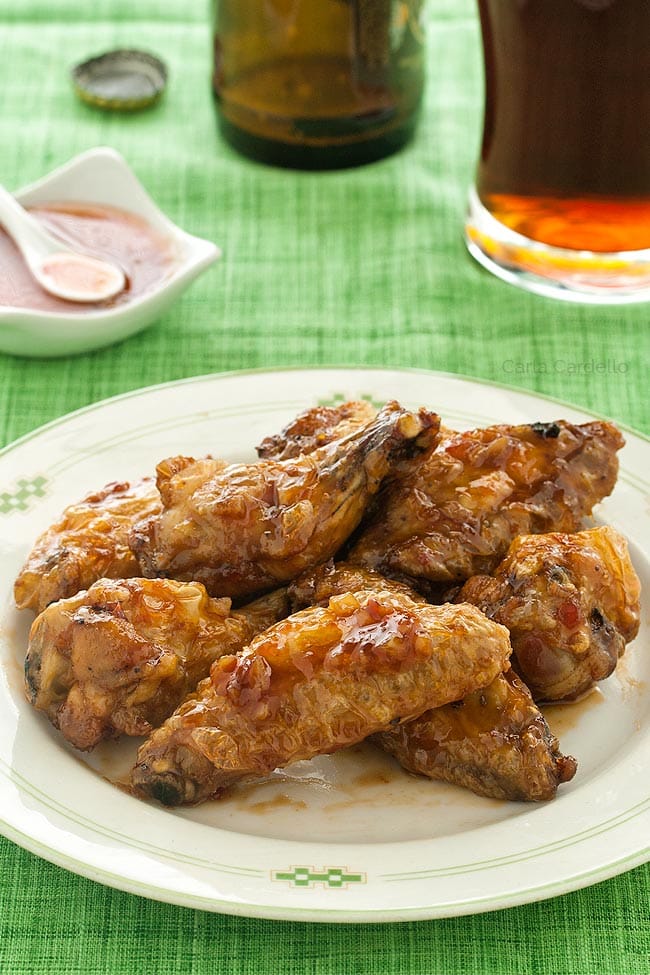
0,1 -> 648,972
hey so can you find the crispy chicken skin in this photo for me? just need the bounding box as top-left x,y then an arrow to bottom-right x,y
24,578 -> 289,751
348,420 -> 624,587
256,400 -> 377,460
131,401 -> 440,601
14,478 -> 162,614
458,526 -> 641,702
378,669 -> 577,801
131,589 -> 511,806
290,560 -> 576,801
288,559 -> 428,610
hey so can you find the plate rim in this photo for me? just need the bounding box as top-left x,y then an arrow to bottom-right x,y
1,365 -> 648,461
1,814 -> 648,923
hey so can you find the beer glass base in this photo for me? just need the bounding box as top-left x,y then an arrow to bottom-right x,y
465,188 -> 650,304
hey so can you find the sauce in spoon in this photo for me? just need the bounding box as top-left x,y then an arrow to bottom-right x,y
0,203 -> 177,312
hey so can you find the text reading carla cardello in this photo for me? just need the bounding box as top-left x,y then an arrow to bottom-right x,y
502,359 -> 629,376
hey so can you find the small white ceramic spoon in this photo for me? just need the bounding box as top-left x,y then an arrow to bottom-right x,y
0,183 -> 126,303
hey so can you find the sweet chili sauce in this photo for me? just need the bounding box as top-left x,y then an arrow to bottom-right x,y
0,203 -> 176,312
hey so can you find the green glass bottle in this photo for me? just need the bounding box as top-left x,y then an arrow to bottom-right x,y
212,0 -> 425,169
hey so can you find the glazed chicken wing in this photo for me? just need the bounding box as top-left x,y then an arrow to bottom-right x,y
378,669 -> 577,801
288,559 -> 428,610
14,478 -> 162,614
348,420 -> 623,588
131,401 -> 439,601
131,589 -> 511,806
458,526 -> 640,701
289,560 -> 576,801
256,400 -> 377,460
24,578 -> 289,750
257,403 -> 461,465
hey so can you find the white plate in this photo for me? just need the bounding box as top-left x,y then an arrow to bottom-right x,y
0,367 -> 648,921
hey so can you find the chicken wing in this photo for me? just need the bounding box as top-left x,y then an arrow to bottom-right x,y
289,560 -> 576,801
131,589 -> 511,806
256,400 -> 377,460
257,403 -> 461,464
458,526 -> 640,701
348,420 -> 624,588
131,401 -> 440,601
287,559 -> 428,610
24,578 -> 289,751
377,669 -> 577,801
14,478 -> 162,614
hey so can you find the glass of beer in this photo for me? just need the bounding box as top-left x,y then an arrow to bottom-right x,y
465,0 -> 650,303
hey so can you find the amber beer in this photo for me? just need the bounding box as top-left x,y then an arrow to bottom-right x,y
212,0 -> 424,169
468,0 -> 650,298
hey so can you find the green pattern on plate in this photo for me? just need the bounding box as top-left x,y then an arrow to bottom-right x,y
0,475 -> 47,514
273,866 -> 366,889
317,392 -> 386,410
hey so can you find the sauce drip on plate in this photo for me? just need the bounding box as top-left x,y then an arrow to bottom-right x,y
0,203 -> 177,312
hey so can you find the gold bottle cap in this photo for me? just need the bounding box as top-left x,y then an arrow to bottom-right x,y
72,50 -> 168,111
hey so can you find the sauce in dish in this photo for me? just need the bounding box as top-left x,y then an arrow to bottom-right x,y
0,203 -> 177,312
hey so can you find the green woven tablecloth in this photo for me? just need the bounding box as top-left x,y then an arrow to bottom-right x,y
0,1 -> 648,972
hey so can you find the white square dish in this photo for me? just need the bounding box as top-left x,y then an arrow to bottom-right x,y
0,147 -> 221,357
